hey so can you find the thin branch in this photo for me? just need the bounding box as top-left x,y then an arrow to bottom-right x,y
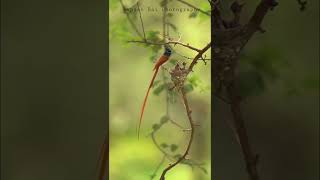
151,132 -> 172,158
176,0 -> 211,16
160,88 -> 195,180
188,42 -> 212,71
119,0 -> 143,38
163,0 -> 168,41
150,155 -> 166,180
127,40 -> 202,52
175,50 -> 211,61
137,2 -> 146,40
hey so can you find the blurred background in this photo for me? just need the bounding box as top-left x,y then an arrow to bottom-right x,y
1,0 -> 108,179
213,0 -> 319,180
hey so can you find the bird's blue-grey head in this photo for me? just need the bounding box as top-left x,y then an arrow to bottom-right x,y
163,46 -> 172,56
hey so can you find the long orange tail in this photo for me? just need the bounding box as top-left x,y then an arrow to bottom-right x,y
137,67 -> 160,138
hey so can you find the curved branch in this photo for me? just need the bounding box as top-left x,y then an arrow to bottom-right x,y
188,42 -> 212,71
159,88 -> 195,180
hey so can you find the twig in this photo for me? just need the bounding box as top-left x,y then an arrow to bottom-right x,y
119,0 -> 143,38
151,132 -> 172,158
137,2 -> 146,40
159,88 -> 195,180
176,0 -> 211,16
150,155 -> 167,180
188,42 -> 212,71
175,51 -> 211,61
127,40 -> 202,52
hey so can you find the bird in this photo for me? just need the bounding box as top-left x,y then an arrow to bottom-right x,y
137,46 -> 172,138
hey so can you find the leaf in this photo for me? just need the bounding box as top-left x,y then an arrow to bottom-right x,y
198,166 -> 208,174
160,115 -> 169,124
188,75 -> 200,87
147,31 -> 161,41
160,143 -> 168,148
110,19 -> 132,40
109,0 -> 119,10
183,84 -> 194,94
149,54 -> 157,62
169,59 -> 178,65
153,83 -> 166,95
189,11 -> 198,18
152,80 -> 161,87
152,123 -> 160,131
170,144 -> 178,152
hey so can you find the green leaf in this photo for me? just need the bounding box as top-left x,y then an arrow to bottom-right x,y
109,0 -> 119,10
188,75 -> 200,87
110,18 -> 132,40
189,11 -> 198,18
153,83 -> 166,95
152,80 -> 161,88
152,123 -> 160,131
149,54 -> 157,62
160,143 -> 168,148
160,115 -> 169,124
169,59 -> 178,65
198,166 -> 208,174
170,144 -> 178,152
183,84 -> 194,94
147,31 -> 161,41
